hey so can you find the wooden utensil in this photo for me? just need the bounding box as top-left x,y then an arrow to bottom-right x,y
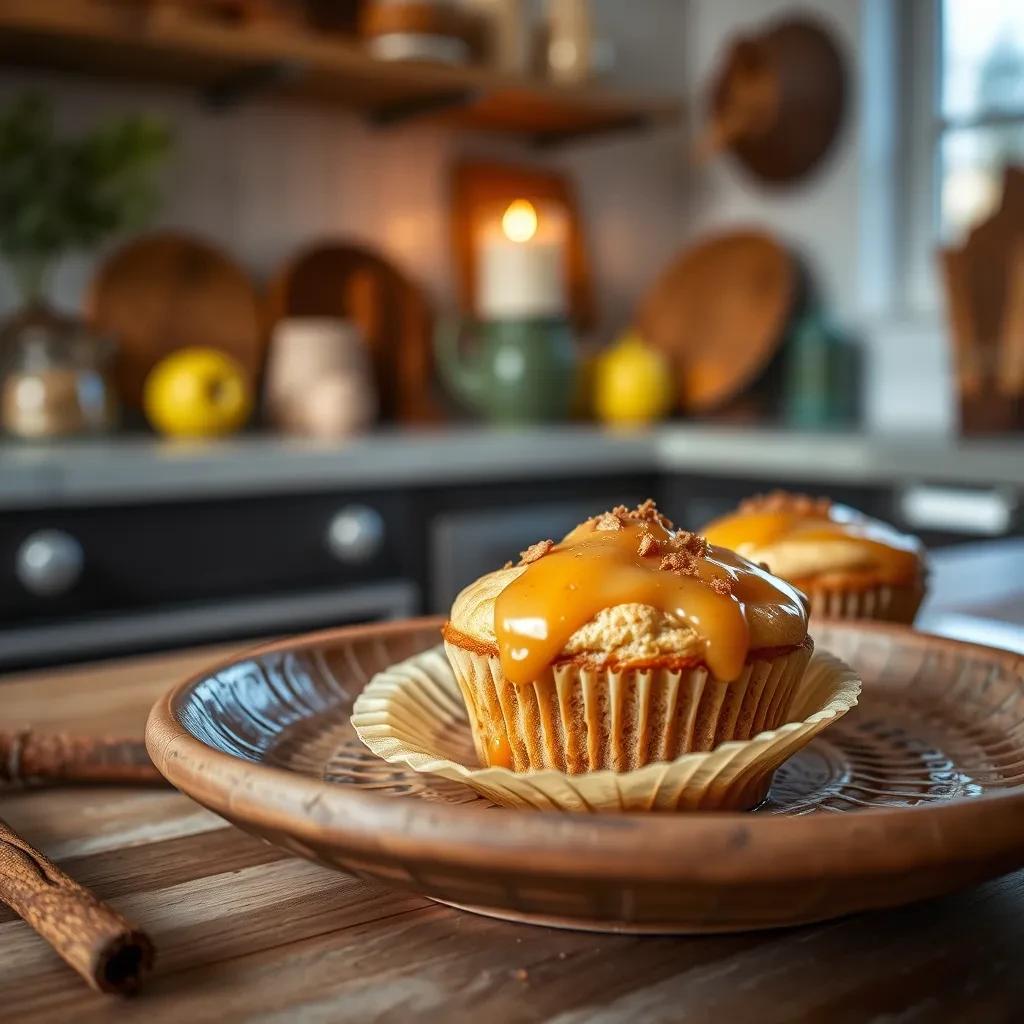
963,167 -> 1024,359
699,16 -> 847,184
0,817 -> 154,993
938,166 -> 1024,432
87,232 -> 263,409
148,617 -> 1024,934
265,242 -> 438,423
637,230 -> 796,414
939,247 -> 984,399
997,240 -> 1024,397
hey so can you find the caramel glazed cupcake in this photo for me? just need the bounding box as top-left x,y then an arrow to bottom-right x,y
442,500 -> 813,774
702,492 -> 927,624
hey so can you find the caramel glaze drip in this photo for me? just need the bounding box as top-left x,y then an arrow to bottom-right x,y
703,502 -> 922,586
494,517 -> 806,687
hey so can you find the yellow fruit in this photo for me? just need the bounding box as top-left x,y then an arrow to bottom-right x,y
143,348 -> 252,438
593,331 -> 674,426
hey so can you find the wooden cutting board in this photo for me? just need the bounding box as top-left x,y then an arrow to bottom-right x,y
265,242 -> 438,423
637,230 -> 796,413
87,232 -> 263,408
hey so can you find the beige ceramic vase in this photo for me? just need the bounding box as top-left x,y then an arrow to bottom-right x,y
264,317 -> 377,438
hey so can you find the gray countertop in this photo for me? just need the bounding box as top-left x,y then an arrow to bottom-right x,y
0,424 -> 1021,508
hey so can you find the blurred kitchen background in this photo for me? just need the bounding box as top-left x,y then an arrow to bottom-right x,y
0,0 -> 1022,671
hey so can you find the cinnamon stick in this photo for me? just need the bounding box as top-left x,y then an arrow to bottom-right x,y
0,731 -> 163,788
0,817 -> 154,993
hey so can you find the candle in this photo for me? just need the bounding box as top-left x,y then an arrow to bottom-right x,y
478,199 -> 568,320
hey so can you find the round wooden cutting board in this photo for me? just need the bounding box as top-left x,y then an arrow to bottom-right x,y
87,232 -> 263,407
148,617 -> 1024,935
637,231 -> 796,414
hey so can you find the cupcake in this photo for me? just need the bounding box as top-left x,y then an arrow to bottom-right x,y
702,492 -> 926,624
441,500 -> 813,774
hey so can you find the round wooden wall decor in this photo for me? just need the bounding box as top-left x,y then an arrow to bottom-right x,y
87,232 -> 263,408
637,230 -> 797,413
703,16 -> 848,185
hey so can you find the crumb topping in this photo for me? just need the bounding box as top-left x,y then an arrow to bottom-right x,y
659,551 -> 699,576
513,501 -> 718,582
594,511 -> 623,531
738,491 -> 832,517
710,576 -> 735,596
518,539 -> 554,565
586,498 -> 676,533
637,533 -> 660,557
631,498 -> 674,529
670,530 -> 710,558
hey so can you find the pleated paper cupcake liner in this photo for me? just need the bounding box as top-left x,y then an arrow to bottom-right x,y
807,580 -> 925,625
352,644 -> 861,813
443,640 -> 814,774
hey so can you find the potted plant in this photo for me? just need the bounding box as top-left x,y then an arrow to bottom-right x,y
0,93 -> 170,437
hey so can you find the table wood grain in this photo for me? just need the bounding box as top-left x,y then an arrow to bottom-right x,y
2,644 -> 1024,1023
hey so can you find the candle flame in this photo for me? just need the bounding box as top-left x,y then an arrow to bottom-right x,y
502,199 -> 538,243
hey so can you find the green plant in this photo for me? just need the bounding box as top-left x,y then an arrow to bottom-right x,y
0,93 -> 171,304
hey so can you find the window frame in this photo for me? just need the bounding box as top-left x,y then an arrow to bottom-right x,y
899,0 -> 943,316
900,0 -> 1024,314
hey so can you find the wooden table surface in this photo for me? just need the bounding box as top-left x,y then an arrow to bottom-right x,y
2,643 -> 1024,1024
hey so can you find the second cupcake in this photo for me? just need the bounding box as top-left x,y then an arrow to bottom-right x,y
441,500 -> 813,774
702,492 -> 927,624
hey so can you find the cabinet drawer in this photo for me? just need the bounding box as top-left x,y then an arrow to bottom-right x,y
0,491 -> 418,624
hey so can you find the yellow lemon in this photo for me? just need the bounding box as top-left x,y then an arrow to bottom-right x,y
143,348 -> 253,438
593,331 -> 674,426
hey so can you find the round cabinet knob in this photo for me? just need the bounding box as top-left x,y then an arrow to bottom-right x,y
16,529 -> 84,597
326,505 -> 385,565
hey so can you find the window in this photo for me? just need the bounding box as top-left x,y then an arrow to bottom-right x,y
937,0 -> 1024,239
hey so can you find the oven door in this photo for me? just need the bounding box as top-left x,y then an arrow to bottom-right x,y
0,580 -> 420,672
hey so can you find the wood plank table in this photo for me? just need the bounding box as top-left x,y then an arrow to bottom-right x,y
2,641 -> 1024,1024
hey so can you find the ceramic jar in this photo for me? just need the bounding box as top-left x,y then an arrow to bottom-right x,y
264,317 -> 378,438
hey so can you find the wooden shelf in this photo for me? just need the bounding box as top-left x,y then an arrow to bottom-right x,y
0,0 -> 682,145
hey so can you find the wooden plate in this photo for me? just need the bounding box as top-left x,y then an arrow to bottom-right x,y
147,618 -> 1024,934
87,232 -> 263,408
637,231 -> 796,413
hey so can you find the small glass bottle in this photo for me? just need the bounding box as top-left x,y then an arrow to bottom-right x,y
0,306 -> 118,439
